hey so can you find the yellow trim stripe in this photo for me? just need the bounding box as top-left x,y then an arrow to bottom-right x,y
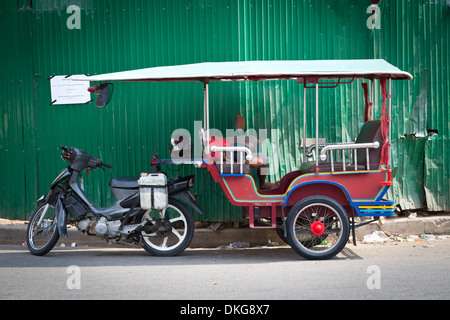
221,177 -> 283,203
359,206 -> 394,209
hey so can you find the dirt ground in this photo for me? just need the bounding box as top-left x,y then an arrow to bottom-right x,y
0,219 -> 28,226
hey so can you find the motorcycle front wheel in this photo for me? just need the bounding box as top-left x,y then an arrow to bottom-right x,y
26,203 -> 60,256
141,198 -> 194,257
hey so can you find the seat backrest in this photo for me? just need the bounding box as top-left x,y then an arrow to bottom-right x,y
355,120 -> 382,168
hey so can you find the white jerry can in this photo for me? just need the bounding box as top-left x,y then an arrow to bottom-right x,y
138,173 -> 168,210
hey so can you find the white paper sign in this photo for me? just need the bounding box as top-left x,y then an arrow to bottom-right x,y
50,75 -> 91,105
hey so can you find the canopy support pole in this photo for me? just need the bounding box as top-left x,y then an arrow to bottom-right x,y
315,82 -> 319,173
303,83 -> 307,162
388,78 -> 392,168
203,81 -> 210,155
370,79 -> 374,120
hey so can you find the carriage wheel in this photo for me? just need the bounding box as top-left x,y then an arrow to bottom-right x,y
286,195 -> 350,260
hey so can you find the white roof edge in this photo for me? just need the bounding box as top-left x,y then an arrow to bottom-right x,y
71,59 -> 413,82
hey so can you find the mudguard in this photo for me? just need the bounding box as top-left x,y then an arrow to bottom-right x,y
55,194 -> 68,238
173,191 -> 206,216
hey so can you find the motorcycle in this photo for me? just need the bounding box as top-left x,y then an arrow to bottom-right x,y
26,145 -> 204,257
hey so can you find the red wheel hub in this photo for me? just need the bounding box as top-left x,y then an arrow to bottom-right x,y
310,221 -> 325,236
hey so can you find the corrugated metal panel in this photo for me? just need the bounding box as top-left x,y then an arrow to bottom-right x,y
391,135 -> 427,210
421,0 -> 449,212
377,0 -> 449,211
0,0 -> 448,220
0,1 -> 36,219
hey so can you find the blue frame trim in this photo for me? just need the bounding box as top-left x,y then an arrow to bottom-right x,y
221,175 -> 285,203
283,180 -> 353,207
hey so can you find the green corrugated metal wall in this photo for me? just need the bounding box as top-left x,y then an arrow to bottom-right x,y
376,0 -> 449,211
0,0 -> 448,220
0,0 -> 36,218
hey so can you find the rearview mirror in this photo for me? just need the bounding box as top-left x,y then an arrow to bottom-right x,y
91,83 -> 114,108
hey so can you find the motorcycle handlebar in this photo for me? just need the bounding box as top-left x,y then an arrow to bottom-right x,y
100,162 -> 112,169
60,145 -> 112,170
92,157 -> 112,170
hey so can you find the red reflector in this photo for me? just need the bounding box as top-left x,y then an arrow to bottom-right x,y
88,85 -> 99,93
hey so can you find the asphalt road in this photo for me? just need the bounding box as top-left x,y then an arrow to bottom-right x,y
0,239 -> 449,302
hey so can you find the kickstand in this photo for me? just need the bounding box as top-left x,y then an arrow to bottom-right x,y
351,207 -> 357,246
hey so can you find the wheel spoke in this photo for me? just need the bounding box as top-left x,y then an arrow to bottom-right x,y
171,228 -> 183,240
323,227 -> 341,235
161,236 -> 168,249
169,216 -> 183,223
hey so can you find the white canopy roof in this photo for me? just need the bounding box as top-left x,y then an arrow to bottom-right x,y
72,59 -> 413,82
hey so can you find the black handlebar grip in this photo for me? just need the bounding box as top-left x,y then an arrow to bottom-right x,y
101,162 -> 112,169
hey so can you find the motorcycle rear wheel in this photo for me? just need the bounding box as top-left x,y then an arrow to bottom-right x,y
26,203 -> 60,256
141,198 -> 194,257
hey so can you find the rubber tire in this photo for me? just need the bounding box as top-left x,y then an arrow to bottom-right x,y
26,203 -> 60,256
286,195 -> 350,260
141,198 -> 195,257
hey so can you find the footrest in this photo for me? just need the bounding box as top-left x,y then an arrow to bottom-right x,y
354,199 -> 395,217
248,204 -> 279,229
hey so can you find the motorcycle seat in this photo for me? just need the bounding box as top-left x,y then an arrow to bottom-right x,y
109,177 -> 139,189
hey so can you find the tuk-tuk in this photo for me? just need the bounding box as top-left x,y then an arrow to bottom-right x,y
74,60 -> 412,260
